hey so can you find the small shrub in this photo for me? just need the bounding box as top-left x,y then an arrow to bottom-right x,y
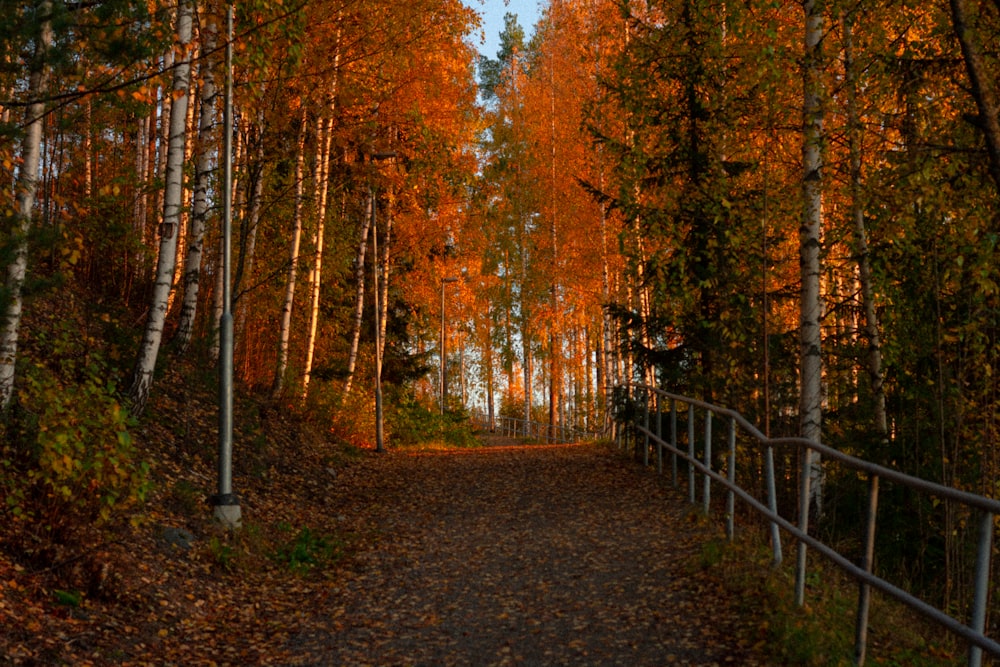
271,525 -> 342,574
388,394 -> 478,449
208,535 -> 237,572
1,326 -> 149,538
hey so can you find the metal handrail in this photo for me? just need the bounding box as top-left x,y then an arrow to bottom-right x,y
471,412 -> 600,444
617,383 -> 999,666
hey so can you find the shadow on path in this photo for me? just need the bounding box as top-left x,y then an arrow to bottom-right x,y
286,441 -> 764,665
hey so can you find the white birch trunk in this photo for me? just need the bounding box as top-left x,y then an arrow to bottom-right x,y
272,111 -> 308,399
799,0 -> 825,512
167,63 -> 200,315
127,0 -> 193,415
134,115 -> 149,246
342,188 -> 373,396
301,118 -> 333,402
0,3 -> 51,410
175,11 -> 219,352
522,224 -> 532,425
378,196 -> 392,363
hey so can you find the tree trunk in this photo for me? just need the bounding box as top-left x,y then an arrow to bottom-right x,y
175,11 -> 219,353
233,128 -> 264,356
301,117 -> 333,402
127,0 -> 193,415
0,1 -> 52,410
271,111 -> 308,399
843,11 -> 887,437
342,185 -> 373,396
799,0 -> 825,511
378,194 -> 392,365
950,0 -> 1000,194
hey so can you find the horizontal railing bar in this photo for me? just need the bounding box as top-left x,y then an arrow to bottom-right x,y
633,421 -> 1000,656
474,413 -> 600,443
632,384 -> 1000,514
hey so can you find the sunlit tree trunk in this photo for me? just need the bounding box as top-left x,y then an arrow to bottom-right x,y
175,11 -> 220,353
301,117 -> 333,402
0,1 -> 52,410
343,184 -> 373,396
152,45 -> 174,253
272,111 -> 307,399
134,114 -> 150,259
83,98 -> 93,199
168,70 -> 199,315
521,216 -> 532,425
547,11 -> 561,437
485,321 -> 495,429
128,0 -> 193,415
377,195 -> 392,364
234,126 -> 264,350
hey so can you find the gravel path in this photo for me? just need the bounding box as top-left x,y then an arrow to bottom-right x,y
282,442 -> 763,666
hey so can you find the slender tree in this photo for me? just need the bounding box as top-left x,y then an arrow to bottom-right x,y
128,0 -> 194,415
271,110 -> 308,399
0,0 -> 52,410
175,7 -> 220,353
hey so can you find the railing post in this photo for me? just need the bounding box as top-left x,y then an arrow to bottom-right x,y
688,404 -> 696,504
726,416 -> 736,541
643,388 -> 650,466
656,392 -> 663,475
670,399 -> 678,487
796,444 -> 813,607
854,474 -> 879,666
765,445 -> 782,566
703,410 -> 712,516
969,510 -> 994,667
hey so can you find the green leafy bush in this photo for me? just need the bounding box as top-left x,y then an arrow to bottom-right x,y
1,327 -> 149,535
388,393 -> 478,449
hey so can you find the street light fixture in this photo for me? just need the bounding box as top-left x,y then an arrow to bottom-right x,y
371,151 -> 397,453
440,276 -> 459,415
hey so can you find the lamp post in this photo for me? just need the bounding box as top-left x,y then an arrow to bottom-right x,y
440,277 -> 459,414
371,151 -> 396,453
213,3 -> 240,529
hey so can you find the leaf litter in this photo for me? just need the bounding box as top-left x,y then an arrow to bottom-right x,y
1,370 -> 765,665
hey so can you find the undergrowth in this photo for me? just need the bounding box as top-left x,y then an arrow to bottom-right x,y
702,530 -> 963,665
388,395 -> 480,450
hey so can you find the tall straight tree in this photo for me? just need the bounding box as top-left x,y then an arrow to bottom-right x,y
271,110 -> 308,399
175,6 -> 220,353
128,0 -> 194,415
301,116 -> 334,402
0,0 -> 52,410
949,0 -> 1000,193
343,180 -> 374,396
842,8 -> 886,437
795,0 -> 825,607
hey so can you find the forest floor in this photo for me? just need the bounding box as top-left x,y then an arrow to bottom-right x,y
0,366 -> 770,665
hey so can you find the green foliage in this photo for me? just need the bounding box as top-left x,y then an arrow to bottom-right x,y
53,589 -> 82,607
706,533 -> 961,666
208,535 -> 238,573
387,393 -> 479,449
1,325 -> 149,535
270,523 -> 343,574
